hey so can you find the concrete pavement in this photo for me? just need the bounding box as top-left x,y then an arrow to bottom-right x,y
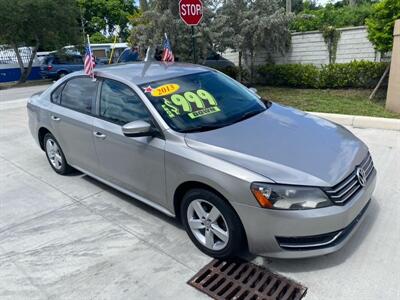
0,91 -> 399,299
0,84 -> 51,102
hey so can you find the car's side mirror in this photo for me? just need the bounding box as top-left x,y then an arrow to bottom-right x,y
122,120 -> 155,137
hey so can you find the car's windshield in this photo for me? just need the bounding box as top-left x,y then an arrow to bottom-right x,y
139,71 -> 267,133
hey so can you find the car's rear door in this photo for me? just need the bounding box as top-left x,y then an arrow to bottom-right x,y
92,78 -> 166,206
50,76 -> 99,173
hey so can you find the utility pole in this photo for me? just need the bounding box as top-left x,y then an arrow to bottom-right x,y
286,0 -> 291,13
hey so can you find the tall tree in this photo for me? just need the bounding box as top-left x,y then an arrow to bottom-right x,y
130,0 -> 216,62
366,0 -> 400,53
0,0 -> 80,83
212,0 -> 248,81
78,0 -> 137,40
213,0 -> 292,83
139,0 -> 149,12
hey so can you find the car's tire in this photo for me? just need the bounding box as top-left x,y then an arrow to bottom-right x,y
43,133 -> 73,175
57,71 -> 68,79
181,188 -> 246,258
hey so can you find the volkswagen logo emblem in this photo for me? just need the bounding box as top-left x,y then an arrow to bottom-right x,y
356,167 -> 367,187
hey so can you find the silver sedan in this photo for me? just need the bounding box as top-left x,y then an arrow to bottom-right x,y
27,62 -> 376,258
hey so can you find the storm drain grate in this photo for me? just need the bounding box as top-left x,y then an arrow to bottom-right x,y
188,259 -> 307,300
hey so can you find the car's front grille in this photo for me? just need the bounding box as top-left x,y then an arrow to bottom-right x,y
323,152 -> 374,205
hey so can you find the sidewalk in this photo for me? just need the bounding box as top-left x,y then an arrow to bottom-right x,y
311,111 -> 400,131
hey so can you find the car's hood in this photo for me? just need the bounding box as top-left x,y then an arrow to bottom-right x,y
184,104 -> 368,187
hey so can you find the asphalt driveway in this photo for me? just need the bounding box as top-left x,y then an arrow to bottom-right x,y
0,87 -> 399,299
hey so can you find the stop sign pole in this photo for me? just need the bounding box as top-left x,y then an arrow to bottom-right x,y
179,0 -> 203,64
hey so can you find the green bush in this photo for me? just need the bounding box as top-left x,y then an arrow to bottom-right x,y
319,61 -> 388,88
257,61 -> 388,89
258,64 -> 320,88
291,4 -> 374,32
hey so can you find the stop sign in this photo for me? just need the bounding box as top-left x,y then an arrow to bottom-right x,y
179,0 -> 203,26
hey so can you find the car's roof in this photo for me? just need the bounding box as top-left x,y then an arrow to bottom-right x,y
92,62 -> 211,85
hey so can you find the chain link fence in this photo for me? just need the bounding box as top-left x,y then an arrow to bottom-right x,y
0,45 -> 35,65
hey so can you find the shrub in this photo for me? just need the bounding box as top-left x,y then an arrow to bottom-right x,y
257,61 -> 388,89
319,61 -> 388,88
258,64 -> 320,88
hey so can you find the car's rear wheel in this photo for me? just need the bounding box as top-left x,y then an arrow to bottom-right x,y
44,133 -> 73,175
181,188 -> 245,258
57,71 -> 68,79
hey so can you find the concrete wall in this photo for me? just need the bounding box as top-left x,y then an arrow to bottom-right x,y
386,20 -> 400,113
223,26 -> 386,67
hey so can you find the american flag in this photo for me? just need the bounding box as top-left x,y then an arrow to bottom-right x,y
84,36 -> 96,78
161,33 -> 174,62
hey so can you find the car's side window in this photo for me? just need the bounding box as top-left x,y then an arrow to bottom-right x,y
51,83 -> 64,104
99,79 -> 150,125
60,77 -> 97,114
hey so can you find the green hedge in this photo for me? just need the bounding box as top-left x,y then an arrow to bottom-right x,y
257,61 -> 388,89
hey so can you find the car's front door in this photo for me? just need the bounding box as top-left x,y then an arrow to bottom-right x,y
92,78 -> 166,206
50,77 -> 99,173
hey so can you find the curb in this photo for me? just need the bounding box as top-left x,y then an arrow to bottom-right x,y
309,111 -> 400,131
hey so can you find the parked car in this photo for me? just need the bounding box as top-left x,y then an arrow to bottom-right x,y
116,47 -> 140,63
40,54 -> 105,79
40,54 -> 84,79
27,63 -> 376,259
201,52 -> 235,69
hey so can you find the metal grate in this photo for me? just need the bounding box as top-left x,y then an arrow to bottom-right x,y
188,259 -> 307,300
324,152 -> 374,205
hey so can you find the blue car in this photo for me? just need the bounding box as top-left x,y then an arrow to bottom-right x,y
40,54 -> 85,79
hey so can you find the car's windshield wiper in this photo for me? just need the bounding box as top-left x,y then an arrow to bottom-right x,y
233,108 -> 265,124
183,123 -> 226,133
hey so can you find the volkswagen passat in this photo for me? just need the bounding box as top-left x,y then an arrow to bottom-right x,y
27,63 -> 376,258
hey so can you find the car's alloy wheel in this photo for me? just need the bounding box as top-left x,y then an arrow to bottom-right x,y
44,133 -> 73,175
46,138 -> 63,170
181,189 -> 245,258
187,199 -> 229,251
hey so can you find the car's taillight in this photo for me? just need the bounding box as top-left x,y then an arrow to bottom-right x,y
47,65 -> 53,71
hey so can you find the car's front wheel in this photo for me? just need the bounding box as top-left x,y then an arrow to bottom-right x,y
181,188 -> 245,258
44,133 -> 73,175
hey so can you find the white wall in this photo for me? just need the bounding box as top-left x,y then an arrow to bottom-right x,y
223,26 -> 386,67
335,26 -> 378,63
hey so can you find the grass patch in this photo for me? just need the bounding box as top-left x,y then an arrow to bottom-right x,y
257,86 -> 400,119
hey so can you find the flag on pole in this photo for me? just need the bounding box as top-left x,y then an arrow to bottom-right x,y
161,33 -> 174,62
84,35 -> 96,79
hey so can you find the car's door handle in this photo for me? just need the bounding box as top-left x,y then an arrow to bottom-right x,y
93,131 -> 106,139
51,115 -> 61,121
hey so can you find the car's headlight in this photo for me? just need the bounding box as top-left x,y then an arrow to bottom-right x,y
250,182 -> 332,210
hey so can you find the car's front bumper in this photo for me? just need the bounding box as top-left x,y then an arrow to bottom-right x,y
233,169 -> 377,258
